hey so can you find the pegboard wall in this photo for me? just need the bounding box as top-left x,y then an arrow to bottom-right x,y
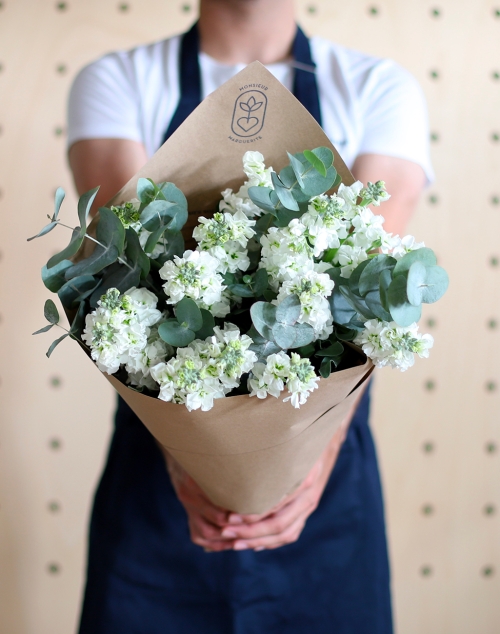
0,1 -> 498,633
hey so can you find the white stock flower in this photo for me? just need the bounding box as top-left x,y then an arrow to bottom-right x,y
159,250 -> 229,316
359,180 -> 391,207
354,319 -> 434,371
260,221 -> 315,289
336,181 -> 363,216
349,208 -> 386,250
242,151 -> 274,188
248,351 -> 319,407
193,211 -> 256,274
219,187 -> 263,218
248,352 -> 291,400
301,194 -> 350,256
391,235 -> 426,260
333,244 -> 369,278
125,320 -> 173,379
283,353 -> 320,408
82,287 -> 162,375
275,270 -> 335,340
150,324 -> 257,411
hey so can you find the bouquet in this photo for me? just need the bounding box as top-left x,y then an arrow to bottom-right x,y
29,63 -> 448,513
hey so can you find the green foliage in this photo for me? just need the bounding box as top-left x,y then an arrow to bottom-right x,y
44,299 -> 60,324
158,298 -> 214,347
250,294 -> 315,350
46,333 -> 68,358
27,187 -> 66,242
64,207 -> 125,279
41,260 -> 73,292
58,275 -> 99,308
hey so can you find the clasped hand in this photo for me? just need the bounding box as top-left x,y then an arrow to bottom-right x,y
164,427 -> 345,552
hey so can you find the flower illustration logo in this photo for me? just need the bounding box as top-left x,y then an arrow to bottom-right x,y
231,90 -> 267,137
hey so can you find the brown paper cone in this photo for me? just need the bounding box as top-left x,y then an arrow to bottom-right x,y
72,61 -> 374,514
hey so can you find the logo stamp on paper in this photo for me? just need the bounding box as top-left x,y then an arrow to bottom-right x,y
230,88 -> 267,142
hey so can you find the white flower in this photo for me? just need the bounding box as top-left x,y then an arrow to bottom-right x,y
354,319 -> 434,371
125,320 -> 173,379
336,181 -> 363,215
301,194 -> 350,257
248,351 -> 319,407
248,351 -> 291,399
391,235 -> 426,260
193,211 -> 255,274
159,250 -> 229,316
275,270 -> 334,340
150,324 -> 256,411
260,221 -> 315,289
349,208 -> 386,250
219,187 -> 263,218
283,353 -> 320,408
359,180 -> 391,207
242,151 -> 274,188
333,244 -> 369,278
81,287 -> 162,375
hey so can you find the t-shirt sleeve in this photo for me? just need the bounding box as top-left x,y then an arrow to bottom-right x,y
357,60 -> 434,183
67,52 -> 142,148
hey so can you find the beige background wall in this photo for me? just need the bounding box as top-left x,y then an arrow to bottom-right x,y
0,0 -> 498,632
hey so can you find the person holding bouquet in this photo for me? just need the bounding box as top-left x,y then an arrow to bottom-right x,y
67,0 -> 433,632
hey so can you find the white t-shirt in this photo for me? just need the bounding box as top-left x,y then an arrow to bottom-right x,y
67,33 -> 433,182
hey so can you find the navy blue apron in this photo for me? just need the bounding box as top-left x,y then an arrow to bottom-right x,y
79,23 -> 392,634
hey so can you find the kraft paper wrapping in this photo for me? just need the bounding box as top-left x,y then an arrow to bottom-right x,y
73,62 -> 374,514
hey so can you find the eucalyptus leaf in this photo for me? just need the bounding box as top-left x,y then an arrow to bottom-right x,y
303,147 -> 334,177
175,297 -> 203,332
329,288 -> 357,326
339,286 -> 376,320
334,325 -> 358,341
137,178 -> 157,204
229,284 -> 255,298
348,259 -> 371,296
249,338 -> 282,361
33,323 -> 54,335
387,275 -> 422,326
196,309 -> 215,339
253,268 -> 269,296
293,153 -> 337,197
44,299 -> 60,324
46,227 -> 84,270
88,265 -> 138,308
46,333 -> 68,358
52,187 -> 66,221
69,300 -> 87,338
140,199 -> 188,233
364,289 -> 393,321
64,207 -> 125,279
359,255 -> 397,296
77,187 -> 99,231
158,320 -> 195,347
277,165 -> 311,204
315,341 -> 344,357
379,268 -> 392,312
272,323 -> 297,349
41,260 -> 73,292
289,322 -> 315,348
27,221 -> 57,242
275,208 -> 303,227
248,187 -> 278,215
156,230 -> 185,263
420,265 -> 449,303
275,294 -> 301,325
271,172 -> 300,211
58,275 -> 99,308
319,357 -> 332,379
393,247 -> 437,277
286,152 -> 306,187
250,302 -> 276,340
406,261 -> 427,306
158,182 -> 188,209
254,212 -> 276,234
125,228 -> 150,278
263,289 -> 278,302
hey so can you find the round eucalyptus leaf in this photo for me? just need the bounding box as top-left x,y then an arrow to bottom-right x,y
316,341 -> 344,357
289,322 -> 315,348
195,309 -> 215,340
364,289 -> 393,321
388,275 -> 421,326
393,247 -> 437,277
250,302 -> 275,340
271,172 -> 300,211
276,294 -> 301,325
420,265 -> 449,303
137,178 -> 156,204
319,357 -> 332,379
43,299 -> 59,324
359,255 -> 397,296
175,297 -> 203,332
248,186 -> 277,214
406,261 -> 427,306
379,269 -> 392,312
348,259 -> 371,295
158,320 -> 195,348
229,284 -> 255,298
272,323 -> 297,349
253,268 -> 269,296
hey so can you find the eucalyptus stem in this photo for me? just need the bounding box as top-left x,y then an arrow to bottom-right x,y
55,322 -> 91,353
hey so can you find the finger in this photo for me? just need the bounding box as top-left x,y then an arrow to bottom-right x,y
221,492 -> 315,541
188,513 -> 235,546
175,479 -> 230,528
232,514 -> 307,551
